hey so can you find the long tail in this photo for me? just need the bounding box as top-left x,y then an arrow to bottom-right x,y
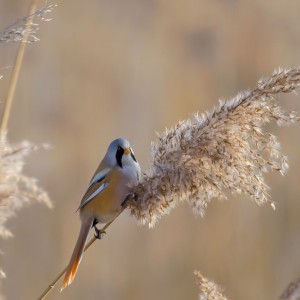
61,217 -> 93,291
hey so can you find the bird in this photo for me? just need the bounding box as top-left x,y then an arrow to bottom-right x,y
61,138 -> 141,290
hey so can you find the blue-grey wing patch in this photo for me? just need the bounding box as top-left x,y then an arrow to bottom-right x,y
77,182 -> 108,211
76,168 -> 110,212
86,168 -> 110,193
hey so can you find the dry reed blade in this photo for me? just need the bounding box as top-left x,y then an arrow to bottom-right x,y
0,0 -> 39,134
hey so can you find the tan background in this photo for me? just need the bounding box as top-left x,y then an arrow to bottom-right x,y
0,1 -> 300,299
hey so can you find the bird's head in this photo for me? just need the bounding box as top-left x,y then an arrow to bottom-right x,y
105,138 -> 138,168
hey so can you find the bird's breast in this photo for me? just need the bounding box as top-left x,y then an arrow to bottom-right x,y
80,164 -> 140,223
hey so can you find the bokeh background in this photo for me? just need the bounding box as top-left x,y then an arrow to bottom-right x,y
0,1 -> 299,299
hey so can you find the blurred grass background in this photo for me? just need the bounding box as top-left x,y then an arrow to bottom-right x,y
0,1 -> 300,299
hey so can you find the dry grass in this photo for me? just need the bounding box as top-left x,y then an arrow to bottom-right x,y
0,132 -> 52,282
1,1 -> 298,298
0,133 -> 52,239
280,279 -> 300,300
194,270 -> 228,300
0,1 -> 56,294
0,4 -> 57,43
0,0 -> 55,241
130,68 -> 300,227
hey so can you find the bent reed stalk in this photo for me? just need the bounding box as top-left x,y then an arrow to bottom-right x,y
37,211 -> 123,300
39,68 -> 300,299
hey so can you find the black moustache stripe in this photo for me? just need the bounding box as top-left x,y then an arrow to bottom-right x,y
131,152 -> 137,162
116,147 -> 124,168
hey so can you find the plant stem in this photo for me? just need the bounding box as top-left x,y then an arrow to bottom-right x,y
37,214 -> 122,300
0,0 -> 39,134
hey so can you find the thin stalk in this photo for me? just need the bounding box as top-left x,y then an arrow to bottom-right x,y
0,0 -> 39,134
37,210 -> 124,300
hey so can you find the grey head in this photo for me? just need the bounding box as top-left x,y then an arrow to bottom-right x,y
104,138 -> 138,168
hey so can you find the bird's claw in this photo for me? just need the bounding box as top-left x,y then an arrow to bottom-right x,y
94,227 -> 106,239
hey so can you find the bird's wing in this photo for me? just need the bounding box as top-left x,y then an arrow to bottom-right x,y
76,167 -> 110,211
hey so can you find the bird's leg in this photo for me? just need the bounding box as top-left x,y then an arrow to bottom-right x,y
94,226 -> 106,239
92,219 -> 106,239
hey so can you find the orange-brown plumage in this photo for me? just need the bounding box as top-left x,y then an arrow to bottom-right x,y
61,138 -> 140,291
61,216 -> 92,290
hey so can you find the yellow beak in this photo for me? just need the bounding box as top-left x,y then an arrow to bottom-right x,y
124,148 -> 131,155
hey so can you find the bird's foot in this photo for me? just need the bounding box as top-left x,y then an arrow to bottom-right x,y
94,226 -> 106,239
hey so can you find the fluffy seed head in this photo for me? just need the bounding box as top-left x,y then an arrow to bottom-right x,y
130,68 -> 300,227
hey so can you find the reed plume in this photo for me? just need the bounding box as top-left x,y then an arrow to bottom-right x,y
0,1 -> 55,286
0,4 -> 57,43
0,132 -> 52,285
0,0 -> 54,238
194,270 -> 228,300
130,68 -> 300,227
280,279 -> 300,300
0,133 -> 52,239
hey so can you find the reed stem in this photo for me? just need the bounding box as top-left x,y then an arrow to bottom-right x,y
0,0 -> 39,134
37,213 -> 122,300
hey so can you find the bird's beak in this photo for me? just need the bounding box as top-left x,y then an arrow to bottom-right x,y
124,148 -> 131,155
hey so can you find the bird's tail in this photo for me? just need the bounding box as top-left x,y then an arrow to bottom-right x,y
61,217 -> 93,291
